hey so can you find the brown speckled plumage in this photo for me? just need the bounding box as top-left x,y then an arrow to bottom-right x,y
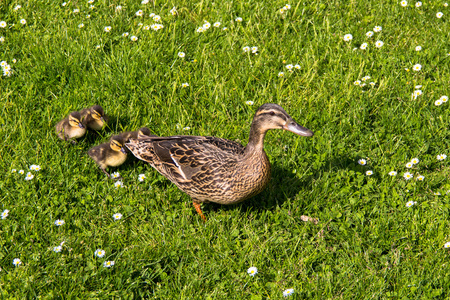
116,127 -> 155,143
126,103 -> 314,220
55,111 -> 87,144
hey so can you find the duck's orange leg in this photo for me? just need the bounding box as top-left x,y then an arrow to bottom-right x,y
192,201 -> 206,221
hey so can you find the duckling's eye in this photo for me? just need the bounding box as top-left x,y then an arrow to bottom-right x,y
269,111 -> 275,116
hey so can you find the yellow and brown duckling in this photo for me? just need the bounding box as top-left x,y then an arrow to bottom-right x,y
116,127 -> 155,143
79,105 -> 106,131
55,111 -> 87,144
125,103 -> 314,221
88,135 -> 127,178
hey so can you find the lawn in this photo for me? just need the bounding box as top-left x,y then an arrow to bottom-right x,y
1,0 -> 450,298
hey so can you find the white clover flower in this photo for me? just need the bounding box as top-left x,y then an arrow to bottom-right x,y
235,17 -> 243,22
73,8 -> 80,13
251,46 -> 258,54
14,5 -> 22,10
153,15 -> 161,22
415,85 -> 422,89
283,288 -> 294,297
435,99 -> 443,106
89,5 -> 94,9
411,158 -> 419,165
88,0 -> 94,4
278,72 -> 285,77
138,23 -> 143,27
294,64 -> 301,69
405,162 -> 413,168
388,171 -> 397,176
286,64 -> 294,70
53,246 -> 62,253
86,14 -> 91,18
143,25 -> 150,30
375,40 -> 384,48
25,172 -> 34,180
196,27 -> 204,33
135,10 -> 143,17
170,7 -> 178,16
361,76 -> 371,81
62,2 -> 67,6
360,43 -> 368,50
202,23 -> 211,31
103,261 -> 115,268
436,12 -> 444,18
343,34 -> 353,41
213,22 -> 221,27
122,32 -> 129,37
373,26 -> 382,32
104,26 -> 112,32
151,24 -> 164,31
11,169 -> 16,173
141,0 -> 149,4
181,82 -> 189,88
406,200 -> 417,207
55,219 -> 65,226
354,80 -> 361,86
1,209 -> 9,219
222,27 -> 228,31
0,36 -> 4,43
130,35 -> 138,41
366,31 -> 374,38
95,249 -> 106,258
403,172 -> 413,180
113,213 -> 123,220
246,101 -> 254,106
416,175 -> 424,181
78,23 -> 85,28
400,0 -> 408,7
280,8 -> 286,13
415,1 -> 422,7
440,95 -> 448,103
115,5 -> 122,12
285,4 -> 291,9
20,19 -> 26,25
415,46 -> 422,51
444,242 -> 450,248
111,172 -> 120,179
413,90 -> 422,98
247,267 -> 258,276
138,174 -> 146,182
0,21 -> 7,28
13,258 -> 22,266
412,64 -> 422,71
18,169 -> 24,174
183,126 -> 190,131
149,13 -> 155,18
445,3 -> 449,7
366,170 -> 373,176
437,154 -> 447,161
434,192 -> 442,196
357,159 -> 367,165
178,52 -> 185,58
114,181 -> 124,188
243,46 -> 250,53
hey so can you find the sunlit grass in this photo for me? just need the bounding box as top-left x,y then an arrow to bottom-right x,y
1,0 -> 450,298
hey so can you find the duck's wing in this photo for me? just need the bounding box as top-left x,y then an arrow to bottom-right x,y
125,135 -> 244,183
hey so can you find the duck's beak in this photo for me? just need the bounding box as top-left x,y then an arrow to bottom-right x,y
120,147 -> 127,154
78,123 -> 85,129
283,121 -> 314,137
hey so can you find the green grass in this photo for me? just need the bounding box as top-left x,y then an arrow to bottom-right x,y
1,0 -> 450,298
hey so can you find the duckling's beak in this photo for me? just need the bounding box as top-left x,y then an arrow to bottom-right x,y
120,147 -> 127,154
101,116 -> 105,122
78,123 -> 85,129
283,121 -> 314,137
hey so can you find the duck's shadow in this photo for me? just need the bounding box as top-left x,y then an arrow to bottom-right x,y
206,155 -> 352,216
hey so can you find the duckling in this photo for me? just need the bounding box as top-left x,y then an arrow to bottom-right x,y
116,127 -> 155,143
79,105 -> 106,131
55,111 -> 87,144
88,135 -> 127,178
126,103 -> 314,221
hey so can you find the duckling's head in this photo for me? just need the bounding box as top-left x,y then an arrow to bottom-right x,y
68,112 -> 85,129
90,105 -> 105,121
251,103 -> 314,137
138,127 -> 152,136
110,135 -> 127,154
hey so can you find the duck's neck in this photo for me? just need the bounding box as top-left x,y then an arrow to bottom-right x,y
244,121 -> 268,155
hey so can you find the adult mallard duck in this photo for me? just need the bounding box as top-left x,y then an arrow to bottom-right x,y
125,103 -> 313,220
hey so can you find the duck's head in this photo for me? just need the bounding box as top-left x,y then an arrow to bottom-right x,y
68,112 -> 85,129
90,105 -> 105,122
138,127 -> 152,136
251,103 -> 314,137
110,135 -> 127,154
